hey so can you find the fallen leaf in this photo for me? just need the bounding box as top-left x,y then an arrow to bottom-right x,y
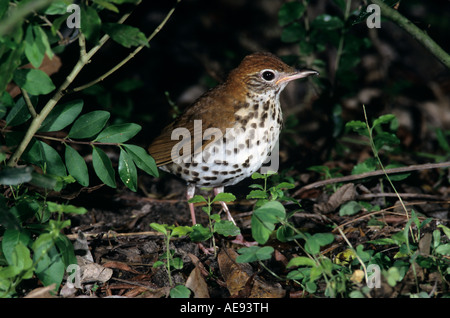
25,284 -> 58,298
185,266 -> 210,298
314,183 -> 357,213
218,248 -> 285,298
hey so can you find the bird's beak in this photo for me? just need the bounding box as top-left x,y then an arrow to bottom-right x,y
276,68 -> 319,85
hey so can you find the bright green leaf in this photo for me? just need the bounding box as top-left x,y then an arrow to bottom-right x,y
287,256 -> 316,268
81,5 -> 101,43
102,23 -> 149,48
2,229 -> 32,266
170,285 -> 191,298
24,25 -> 45,67
339,201 -> 362,216
118,148 -> 137,191
236,246 -> 274,263
65,145 -> 89,186
214,220 -> 241,237
212,192 -> 236,203
13,69 -> 55,95
94,123 -> 141,143
189,224 -> 212,242
39,100 -> 83,132
68,110 -> 110,139
122,144 -> 158,177
6,95 -> 37,127
187,195 -> 207,204
150,222 -> 168,235
92,146 -> 116,188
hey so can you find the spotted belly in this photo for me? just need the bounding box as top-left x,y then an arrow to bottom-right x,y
162,98 -> 282,188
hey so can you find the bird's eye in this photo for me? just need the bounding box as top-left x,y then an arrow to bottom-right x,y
262,70 -> 275,81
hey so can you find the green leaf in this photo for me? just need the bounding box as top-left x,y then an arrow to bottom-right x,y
102,23 -> 149,48
339,201 -> 362,216
278,2 -> 306,26
118,148 -> 137,191
438,224 -> 450,240
251,172 -> 266,179
92,0 -> 118,12
13,69 -> 55,95
39,100 -> 84,132
2,229 -> 32,266
150,223 -> 168,235
122,144 -> 159,177
305,233 -> 334,255
287,256 -> 316,268
171,257 -> 184,270
214,220 -> 241,237
23,140 -> 66,176
92,146 -> 116,188
236,246 -> 274,263
351,158 -> 377,175
94,123 -> 141,143
32,233 -> 65,288
251,201 -> 286,244
54,235 -> 76,268
0,43 -> 24,97
36,141 -> 67,176
44,1 -> 69,15
345,120 -> 368,136
372,113 -> 397,128
46,201 -> 87,215
0,166 -> 33,185
171,226 -> 193,237
212,192 -> 236,203
435,244 -> 450,256
170,285 -> 191,298
367,238 -> 399,246
65,145 -> 89,186
311,14 -> 344,30
189,224 -> 213,242
68,110 -> 110,139
6,95 -> 37,127
187,195 -> 207,204
281,22 -> 305,43
34,25 -> 54,60
246,190 -> 268,200
81,5 -> 101,43
24,25 -> 45,68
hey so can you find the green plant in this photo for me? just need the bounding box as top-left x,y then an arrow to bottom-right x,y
0,0 -> 179,296
0,197 -> 87,297
188,192 -> 240,256
149,223 -> 191,295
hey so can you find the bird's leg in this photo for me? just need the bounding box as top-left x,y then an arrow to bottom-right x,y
186,183 -> 197,225
187,184 -> 216,254
213,187 -> 257,247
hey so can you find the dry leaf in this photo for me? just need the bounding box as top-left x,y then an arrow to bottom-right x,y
185,266 -> 210,298
218,248 -> 285,298
25,284 -> 58,298
314,183 -> 357,213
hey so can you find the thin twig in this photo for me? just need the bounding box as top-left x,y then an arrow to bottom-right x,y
69,0 -> 181,94
293,161 -> 450,197
21,89 -> 37,118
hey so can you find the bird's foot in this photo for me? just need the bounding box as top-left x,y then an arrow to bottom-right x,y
231,234 -> 258,247
197,243 -> 217,255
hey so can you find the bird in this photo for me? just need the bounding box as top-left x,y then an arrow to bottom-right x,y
148,52 -> 318,250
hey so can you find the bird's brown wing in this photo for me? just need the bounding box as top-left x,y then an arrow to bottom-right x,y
148,84 -> 242,167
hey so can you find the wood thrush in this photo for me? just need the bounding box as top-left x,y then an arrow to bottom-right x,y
148,52 -> 318,248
